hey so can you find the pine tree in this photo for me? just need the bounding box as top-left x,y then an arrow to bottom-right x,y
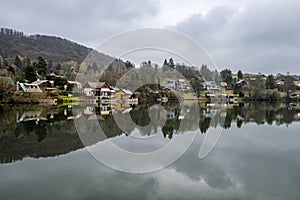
36,56 -> 48,77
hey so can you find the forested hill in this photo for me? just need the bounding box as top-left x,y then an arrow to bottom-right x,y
0,27 -> 108,63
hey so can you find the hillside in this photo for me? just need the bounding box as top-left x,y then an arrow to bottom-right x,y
0,27 -> 110,63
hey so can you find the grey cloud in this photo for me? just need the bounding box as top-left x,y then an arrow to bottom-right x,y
0,0 -> 159,47
172,0 -> 300,74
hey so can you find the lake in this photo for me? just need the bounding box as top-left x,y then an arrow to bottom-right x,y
0,102 -> 300,200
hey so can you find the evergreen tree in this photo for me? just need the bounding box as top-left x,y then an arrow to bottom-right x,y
265,75 -> 275,89
237,70 -> 243,80
36,56 -> 47,76
169,58 -> 175,69
163,59 -> 168,66
24,64 -> 37,82
220,69 -> 233,85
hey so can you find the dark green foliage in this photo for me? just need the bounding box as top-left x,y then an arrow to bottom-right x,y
162,125 -> 174,139
54,77 -> 68,89
237,119 -> 243,128
169,58 -> 175,69
24,64 -> 37,82
199,117 -> 211,133
163,59 -> 168,66
36,56 -> 48,76
237,70 -> 243,80
265,75 -> 275,89
220,69 -> 233,85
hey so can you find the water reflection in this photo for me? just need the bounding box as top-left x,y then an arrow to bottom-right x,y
1,102 -> 300,164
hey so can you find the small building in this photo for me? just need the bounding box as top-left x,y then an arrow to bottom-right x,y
236,79 -> 247,87
204,81 -> 219,90
67,81 -> 82,90
276,79 -> 285,85
165,80 -> 176,90
31,80 -> 51,90
83,82 -> 114,99
18,83 -> 42,93
293,80 -> 300,87
220,82 -> 228,87
114,88 -> 133,100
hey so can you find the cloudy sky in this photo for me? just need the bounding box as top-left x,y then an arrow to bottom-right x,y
0,0 -> 299,74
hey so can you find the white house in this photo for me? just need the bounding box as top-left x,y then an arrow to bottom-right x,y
18,82 -> 42,93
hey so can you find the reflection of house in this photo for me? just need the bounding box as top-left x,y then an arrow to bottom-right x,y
114,89 -> 133,100
17,110 -> 43,122
166,110 -> 176,118
18,82 -> 42,93
96,104 -> 112,115
114,103 -> 131,113
84,106 -> 95,115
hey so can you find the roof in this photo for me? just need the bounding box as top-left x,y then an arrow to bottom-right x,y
31,80 -> 49,85
112,87 -> 120,92
84,82 -> 105,89
236,79 -> 246,84
67,81 -> 82,85
121,89 -> 132,95
115,88 -> 132,95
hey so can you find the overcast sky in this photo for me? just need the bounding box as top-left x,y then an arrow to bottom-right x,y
0,0 -> 299,74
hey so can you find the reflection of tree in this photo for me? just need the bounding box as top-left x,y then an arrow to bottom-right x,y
199,117 -> 211,133
236,119 -> 243,128
98,115 -> 122,138
162,125 -> 174,139
266,110 -> 275,125
223,114 -> 232,129
130,105 -> 151,127
14,120 -> 48,142
35,121 -> 47,142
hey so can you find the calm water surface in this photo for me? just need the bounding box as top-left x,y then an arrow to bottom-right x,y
0,102 -> 300,200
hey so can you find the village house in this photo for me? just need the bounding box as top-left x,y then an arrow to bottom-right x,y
31,79 -> 51,91
17,82 -> 42,93
67,81 -> 82,90
114,88 -> 133,100
236,79 -> 247,87
83,82 -> 114,101
293,80 -> 300,87
220,82 -> 228,87
165,79 -> 191,91
203,81 -> 219,90
276,79 -> 285,86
